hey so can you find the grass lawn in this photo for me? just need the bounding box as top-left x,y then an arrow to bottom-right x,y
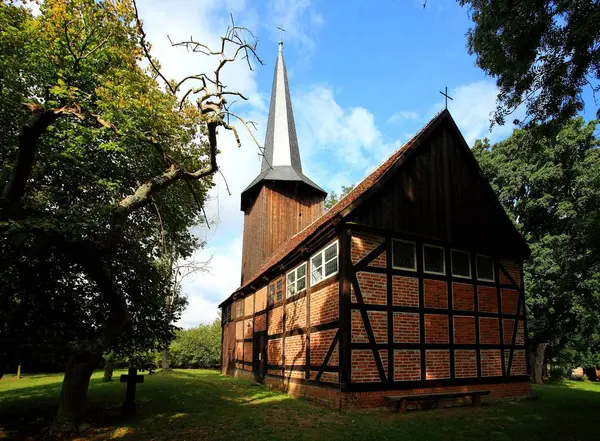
1,370 -> 599,441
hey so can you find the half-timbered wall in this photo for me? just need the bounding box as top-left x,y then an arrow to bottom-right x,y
241,182 -> 325,284
226,237 -> 341,388
343,228 -> 528,391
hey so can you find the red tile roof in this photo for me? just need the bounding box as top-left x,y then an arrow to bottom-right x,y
227,110 -> 446,300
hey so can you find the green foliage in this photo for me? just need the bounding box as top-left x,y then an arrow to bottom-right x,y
0,0 -> 209,372
167,319 -> 222,369
324,184 -> 354,211
459,0 -> 600,126
473,117 -> 600,370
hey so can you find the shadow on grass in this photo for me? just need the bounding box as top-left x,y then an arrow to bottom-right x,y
3,372 -> 600,441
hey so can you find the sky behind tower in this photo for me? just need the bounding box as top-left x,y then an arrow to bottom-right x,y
133,0 -> 597,328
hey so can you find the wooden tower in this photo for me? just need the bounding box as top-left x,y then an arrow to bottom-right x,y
240,42 -> 327,284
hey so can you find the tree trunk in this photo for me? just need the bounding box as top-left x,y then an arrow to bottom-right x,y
103,361 -> 114,381
52,355 -> 98,433
530,342 -> 548,384
161,349 -> 171,371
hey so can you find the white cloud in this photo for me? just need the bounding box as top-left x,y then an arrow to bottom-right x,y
266,0 -> 324,57
387,110 -> 420,124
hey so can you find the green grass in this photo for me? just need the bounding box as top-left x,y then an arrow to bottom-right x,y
1,370 -> 599,441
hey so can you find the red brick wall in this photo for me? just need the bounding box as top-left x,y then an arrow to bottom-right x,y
284,334 -> 306,366
477,286 -> 498,313
310,281 -> 339,325
392,276 -> 419,307
479,318 -> 500,344
424,279 -> 448,309
394,350 -> 421,381
502,319 -> 525,345
425,350 -> 450,379
243,341 -> 253,362
501,289 -> 520,314
509,349 -> 527,375
380,350 -> 389,379
452,282 -> 474,311
285,297 -> 306,331
268,306 -> 283,335
235,321 -> 244,340
393,313 -> 420,343
255,313 -> 266,332
244,293 -> 254,316
351,232 -> 384,266
255,286 -> 267,312
425,314 -> 449,343
500,260 -> 521,286
267,338 -> 282,364
351,350 -> 382,382
341,381 -> 532,408
244,318 -> 253,339
368,311 -> 387,343
311,329 -> 338,365
455,350 -> 477,378
481,350 -> 502,376
236,341 -> 243,360
453,316 -> 476,344
355,272 -> 387,305
283,370 -> 305,379
351,310 -> 368,343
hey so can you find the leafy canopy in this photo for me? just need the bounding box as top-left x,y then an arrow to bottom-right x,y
460,0 -> 600,126
473,117 -> 600,368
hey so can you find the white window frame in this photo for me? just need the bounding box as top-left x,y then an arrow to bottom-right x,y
391,239 -> 417,271
476,254 -> 495,282
286,262 -> 307,298
423,244 -> 446,275
310,240 -> 339,285
451,249 -> 471,279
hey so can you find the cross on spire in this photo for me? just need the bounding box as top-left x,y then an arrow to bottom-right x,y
440,86 -> 453,109
277,25 -> 286,43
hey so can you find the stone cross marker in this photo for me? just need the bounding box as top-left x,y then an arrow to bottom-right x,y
120,367 -> 144,415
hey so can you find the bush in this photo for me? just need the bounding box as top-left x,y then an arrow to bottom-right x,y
168,318 -> 221,369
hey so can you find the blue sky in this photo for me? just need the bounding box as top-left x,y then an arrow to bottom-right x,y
134,0 -> 597,327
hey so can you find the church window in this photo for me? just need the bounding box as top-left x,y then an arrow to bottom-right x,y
236,299 -> 244,318
451,249 -> 471,278
424,244 -> 445,275
392,239 -> 416,270
311,241 -> 339,285
268,278 -> 284,305
286,263 -> 307,297
476,254 -> 495,282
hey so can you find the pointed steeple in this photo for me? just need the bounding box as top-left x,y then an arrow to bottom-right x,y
241,42 -> 326,211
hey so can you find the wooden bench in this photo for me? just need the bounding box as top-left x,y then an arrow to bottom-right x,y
384,390 -> 490,413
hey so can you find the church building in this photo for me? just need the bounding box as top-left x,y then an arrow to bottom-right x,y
219,42 -> 531,409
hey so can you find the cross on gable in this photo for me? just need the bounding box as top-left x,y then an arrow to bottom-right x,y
439,86 -> 453,109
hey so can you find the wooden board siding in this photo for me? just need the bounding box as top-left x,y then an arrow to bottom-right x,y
348,123 -> 525,259
241,181 -> 325,284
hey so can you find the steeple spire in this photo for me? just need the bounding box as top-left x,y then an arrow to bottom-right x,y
240,41 -> 325,211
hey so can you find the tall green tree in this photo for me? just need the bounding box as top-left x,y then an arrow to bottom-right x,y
0,0 -> 260,431
459,0 -> 600,126
168,319 -> 222,369
473,117 -> 600,383
324,184 -> 354,211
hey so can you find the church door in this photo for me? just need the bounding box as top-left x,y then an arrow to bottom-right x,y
253,331 -> 267,383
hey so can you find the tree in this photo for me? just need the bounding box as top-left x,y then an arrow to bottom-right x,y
168,319 -> 222,369
0,0 -> 260,431
473,117 -> 600,383
324,184 -> 354,211
459,1 -> 600,126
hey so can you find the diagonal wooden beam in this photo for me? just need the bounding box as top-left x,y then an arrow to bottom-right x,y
315,330 -> 340,382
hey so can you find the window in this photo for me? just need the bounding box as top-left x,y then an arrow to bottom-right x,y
451,249 -> 471,278
222,304 -> 232,323
423,244 -> 445,275
476,254 -> 495,281
392,239 -> 416,270
267,278 -> 284,305
311,241 -> 339,285
236,299 -> 244,318
287,263 -> 307,297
